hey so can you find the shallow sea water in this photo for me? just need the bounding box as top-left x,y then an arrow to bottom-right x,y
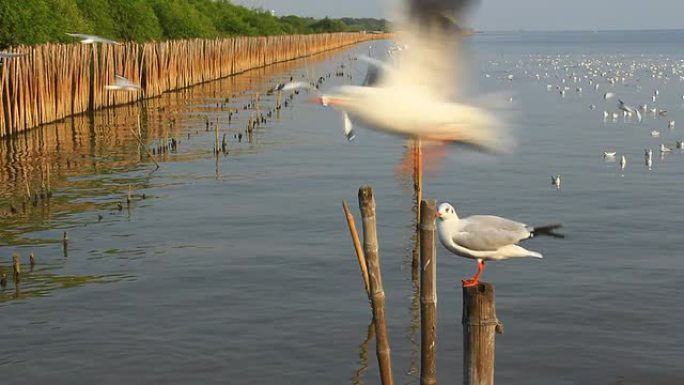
1,31 -> 683,385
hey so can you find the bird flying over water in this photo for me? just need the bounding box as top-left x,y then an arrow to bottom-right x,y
436,202 -> 563,287
0,51 -> 27,59
313,0 -> 510,151
66,33 -> 120,45
105,75 -> 141,92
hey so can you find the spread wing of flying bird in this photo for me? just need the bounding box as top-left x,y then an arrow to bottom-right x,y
105,75 -> 142,91
0,51 -> 27,59
66,33 -> 120,45
358,56 -> 389,87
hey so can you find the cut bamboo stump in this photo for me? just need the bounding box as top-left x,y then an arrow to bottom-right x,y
462,282 -> 503,385
420,200 -> 437,385
358,185 -> 394,385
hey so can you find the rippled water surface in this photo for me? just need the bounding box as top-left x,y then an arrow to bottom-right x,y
1,32 -> 683,385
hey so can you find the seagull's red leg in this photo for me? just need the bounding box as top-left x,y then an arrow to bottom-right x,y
462,260 -> 485,287
421,141 -> 447,176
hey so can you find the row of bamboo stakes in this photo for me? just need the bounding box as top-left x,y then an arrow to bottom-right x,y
0,32 -> 387,137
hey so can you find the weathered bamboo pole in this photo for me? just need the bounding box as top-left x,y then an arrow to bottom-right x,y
358,186 -> 394,385
420,200 -> 437,385
63,230 -> 69,257
12,253 -> 21,282
342,199 -> 370,297
462,283 -> 503,385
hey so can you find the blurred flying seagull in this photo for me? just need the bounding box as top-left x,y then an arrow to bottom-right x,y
436,202 -> 563,287
311,0 -> 509,151
66,33 -> 120,45
105,75 -> 141,92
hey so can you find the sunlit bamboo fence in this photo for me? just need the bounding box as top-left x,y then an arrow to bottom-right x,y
0,32 -> 388,137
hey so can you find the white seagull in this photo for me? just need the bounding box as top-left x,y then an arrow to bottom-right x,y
660,143 -> 672,153
312,0 -> 509,152
436,202 -> 563,287
551,175 -> 561,189
105,75 -> 141,92
0,51 -> 27,59
66,33 -> 120,45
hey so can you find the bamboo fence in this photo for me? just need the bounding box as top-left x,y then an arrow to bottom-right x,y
0,32 -> 387,137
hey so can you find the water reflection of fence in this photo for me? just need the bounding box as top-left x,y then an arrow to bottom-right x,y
0,33 -> 387,137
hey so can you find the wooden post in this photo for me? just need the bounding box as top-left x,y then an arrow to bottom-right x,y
358,186 -> 394,385
414,139 -> 422,222
63,231 -> 69,257
342,200 -> 370,297
420,200 -> 437,385
462,283 -> 503,385
12,253 -> 21,282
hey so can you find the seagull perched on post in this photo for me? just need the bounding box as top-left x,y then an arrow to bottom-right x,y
66,33 -> 120,45
287,0 -> 510,152
436,203 -> 563,287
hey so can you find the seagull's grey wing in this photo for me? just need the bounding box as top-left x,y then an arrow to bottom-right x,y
66,33 -> 87,39
452,215 -> 530,251
94,36 -> 120,44
114,75 -> 132,85
383,0 -> 476,97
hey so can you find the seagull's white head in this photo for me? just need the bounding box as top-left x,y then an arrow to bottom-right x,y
436,202 -> 458,221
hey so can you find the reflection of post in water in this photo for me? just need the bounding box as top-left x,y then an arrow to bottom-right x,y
351,320 -> 376,385
406,210 -> 421,385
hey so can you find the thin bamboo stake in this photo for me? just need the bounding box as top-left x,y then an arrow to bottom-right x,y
358,185 -> 394,385
342,199 -> 370,297
419,199 -> 437,385
12,253 -> 21,282
414,139 -> 423,224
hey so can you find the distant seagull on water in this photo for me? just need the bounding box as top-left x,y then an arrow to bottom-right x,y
551,175 -> 561,189
436,202 -> 563,287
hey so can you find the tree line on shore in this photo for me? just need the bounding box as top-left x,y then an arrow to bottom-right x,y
0,0 -> 387,47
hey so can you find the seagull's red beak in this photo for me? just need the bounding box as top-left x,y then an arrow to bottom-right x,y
435,212 -> 442,218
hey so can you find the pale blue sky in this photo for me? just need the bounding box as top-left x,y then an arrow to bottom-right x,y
233,0 -> 684,31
